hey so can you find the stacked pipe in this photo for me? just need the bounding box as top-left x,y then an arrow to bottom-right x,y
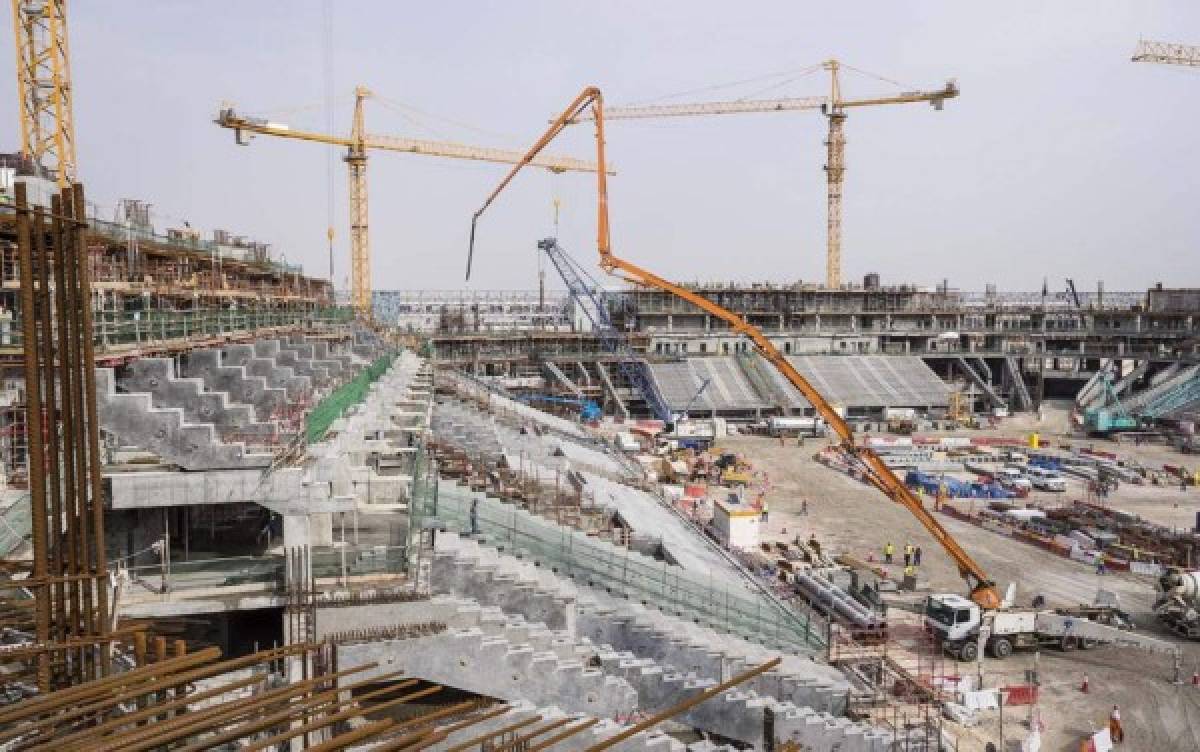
793,570 -> 885,632
12,183 -> 110,691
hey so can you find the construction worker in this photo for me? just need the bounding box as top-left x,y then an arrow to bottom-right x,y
1109,705 -> 1124,743
808,533 -> 821,559
884,542 -> 895,564
904,542 -> 915,567
760,500 -> 769,523
914,545 -> 923,567
801,499 -> 809,516
903,564 -> 917,579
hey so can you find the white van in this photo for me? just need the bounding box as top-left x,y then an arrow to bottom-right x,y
994,466 -> 1032,492
1026,466 -> 1067,492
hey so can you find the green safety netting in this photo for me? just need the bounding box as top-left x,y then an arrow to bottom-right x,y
305,353 -> 396,444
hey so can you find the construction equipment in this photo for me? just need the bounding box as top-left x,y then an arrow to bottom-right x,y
12,0 -> 76,186
925,592 -> 1180,671
1154,569 -> 1200,639
465,86 -> 1001,610
1132,39 -> 1200,67
515,393 -> 601,422
567,60 -> 957,288
536,237 -> 672,422
1082,370 -> 1139,435
1066,278 -> 1082,309
215,88 -> 601,317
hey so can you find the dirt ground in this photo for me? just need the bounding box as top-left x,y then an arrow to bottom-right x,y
717,406 -> 1200,752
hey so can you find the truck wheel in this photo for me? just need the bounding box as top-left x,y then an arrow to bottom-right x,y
1059,636 -> 1077,652
958,641 -> 978,662
1080,638 -> 1097,650
989,637 -> 1013,659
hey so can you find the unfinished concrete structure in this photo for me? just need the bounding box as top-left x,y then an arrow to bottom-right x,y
413,282 -> 1200,420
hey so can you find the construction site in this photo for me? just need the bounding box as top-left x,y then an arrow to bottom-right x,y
1,3 -> 1199,751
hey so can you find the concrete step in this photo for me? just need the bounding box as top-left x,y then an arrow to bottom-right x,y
591,643 -> 884,748
183,348 -> 290,423
336,625 -> 638,718
431,548 -> 574,631
433,533 -> 848,711
269,340 -> 333,389
96,368 -> 273,470
120,357 -> 277,440
230,342 -> 312,401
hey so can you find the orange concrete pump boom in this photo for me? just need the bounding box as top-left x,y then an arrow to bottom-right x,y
466,86 -> 1001,611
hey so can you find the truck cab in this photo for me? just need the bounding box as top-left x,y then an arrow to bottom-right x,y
924,593 -> 981,644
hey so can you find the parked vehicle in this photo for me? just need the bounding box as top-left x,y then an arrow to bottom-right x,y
1025,466 -> 1067,492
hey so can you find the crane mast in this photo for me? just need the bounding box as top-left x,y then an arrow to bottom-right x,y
347,87 -> 371,315
468,86 -> 1001,611
11,0 -> 76,187
823,60 -> 846,290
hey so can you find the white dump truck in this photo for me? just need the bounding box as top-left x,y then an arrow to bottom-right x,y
924,592 -> 1164,662
1154,569 -> 1200,638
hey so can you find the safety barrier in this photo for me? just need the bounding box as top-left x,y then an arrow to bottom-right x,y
305,353 -> 396,444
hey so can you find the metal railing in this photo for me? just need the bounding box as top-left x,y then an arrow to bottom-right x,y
0,307 -> 354,351
123,542 -> 408,596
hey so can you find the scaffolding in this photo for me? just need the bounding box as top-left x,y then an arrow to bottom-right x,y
830,612 -> 954,751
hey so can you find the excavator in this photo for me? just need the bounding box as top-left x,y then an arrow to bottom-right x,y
465,86 -> 1002,611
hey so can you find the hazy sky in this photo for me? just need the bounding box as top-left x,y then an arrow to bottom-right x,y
4,2 -> 1197,293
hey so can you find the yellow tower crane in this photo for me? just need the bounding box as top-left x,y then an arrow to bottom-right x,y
569,60 -> 957,289
216,87 -> 602,317
1132,38 -> 1200,67
11,0 -> 76,187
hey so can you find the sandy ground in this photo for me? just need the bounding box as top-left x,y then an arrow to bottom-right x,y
717,413 -> 1200,752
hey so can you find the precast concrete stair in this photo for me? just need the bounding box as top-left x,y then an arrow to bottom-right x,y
423,546 -> 883,749
432,487 -> 818,653
265,340 -> 333,389
431,535 -> 849,704
1123,364 -> 1200,415
183,348 -> 289,423
337,623 -> 638,718
431,540 -> 575,631
588,638 -> 891,749
324,591 -> 888,749
301,338 -> 355,375
95,369 -> 273,470
580,601 -> 845,714
280,339 -> 345,382
119,358 -> 277,440
229,342 -> 312,401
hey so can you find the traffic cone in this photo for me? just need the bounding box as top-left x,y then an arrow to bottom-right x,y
1080,673 -> 1089,693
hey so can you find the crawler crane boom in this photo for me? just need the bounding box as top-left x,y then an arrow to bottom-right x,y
467,86 -> 1001,610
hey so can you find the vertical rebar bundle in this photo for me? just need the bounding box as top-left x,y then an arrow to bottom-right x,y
14,181 -> 110,691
